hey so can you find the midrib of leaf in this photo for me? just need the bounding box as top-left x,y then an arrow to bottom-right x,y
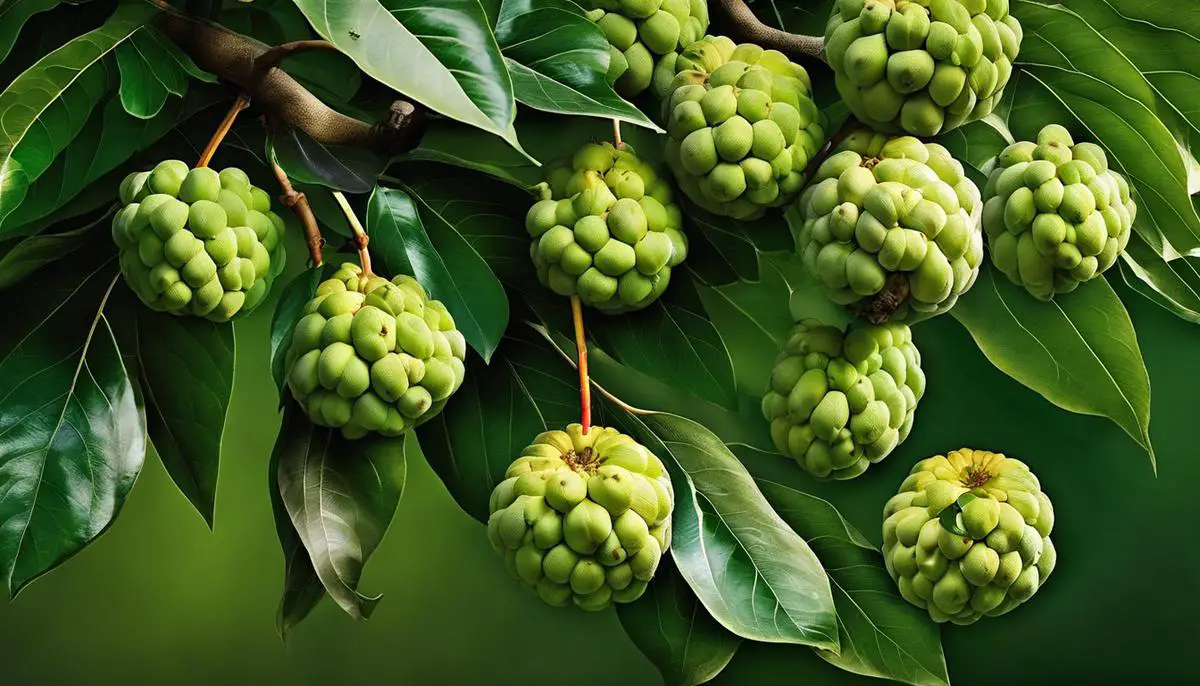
697,277 -> 782,348
659,304 -> 729,401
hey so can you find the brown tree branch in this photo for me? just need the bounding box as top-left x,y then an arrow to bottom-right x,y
152,5 -> 426,155
715,0 -> 825,62
255,40 -> 338,71
270,157 -> 325,267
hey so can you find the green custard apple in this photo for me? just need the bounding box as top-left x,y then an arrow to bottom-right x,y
528,142 -> 688,313
762,318 -> 924,479
883,448 -> 1056,624
113,160 -> 285,321
826,0 -> 1023,136
284,263 -> 467,439
487,424 -> 674,610
659,35 -> 826,220
982,124 -> 1136,300
581,0 -> 709,97
796,129 -> 983,322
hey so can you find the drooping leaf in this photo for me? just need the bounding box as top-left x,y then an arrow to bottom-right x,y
0,208 -> 110,290
114,27 -> 191,119
0,1 -> 157,231
0,251 -> 145,596
952,264 -> 1154,467
0,0 -> 63,63
367,184 -> 509,361
617,561 -> 742,686
624,412 -> 839,650
273,401 -> 407,620
491,0 -> 658,130
291,0 -> 525,155
1120,232 -> 1200,325
269,436 -> 326,639
270,124 -> 387,194
271,267 -> 324,397
744,449 -> 949,686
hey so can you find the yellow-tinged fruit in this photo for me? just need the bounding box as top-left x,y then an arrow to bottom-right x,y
284,263 -> 466,439
763,317 -> 924,479
581,0 -> 708,97
528,142 -> 688,314
488,425 -> 674,609
982,124 -> 1136,300
883,448 -> 1056,624
114,161 -> 284,321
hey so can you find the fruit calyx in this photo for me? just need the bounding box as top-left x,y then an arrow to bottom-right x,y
561,446 -> 601,474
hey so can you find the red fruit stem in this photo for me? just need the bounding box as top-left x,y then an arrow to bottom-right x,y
197,94 -> 249,168
570,295 -> 592,435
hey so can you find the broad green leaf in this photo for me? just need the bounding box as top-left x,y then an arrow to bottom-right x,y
368,184 -> 509,361
0,0 -> 62,63
745,449 -> 949,686
270,267 -> 324,397
1120,232 -> 1200,325
617,561 -> 742,686
1012,0 -> 1200,255
268,434 -> 326,639
292,0 -> 525,155
0,208 -> 109,289
0,1 -> 156,230
0,251 -> 145,596
117,301 -> 234,528
936,113 -> 1013,186
625,412 -> 839,649
952,264 -> 1153,467
405,121 -> 543,190
273,401 -> 407,620
416,333 -> 579,522
114,27 -> 190,119
492,0 -> 658,130
270,125 -> 387,194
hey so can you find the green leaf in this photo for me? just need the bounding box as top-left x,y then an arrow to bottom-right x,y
0,208 -> 110,290
269,435 -> 326,639
273,401 -> 407,620
368,184 -> 509,361
617,561 -> 742,686
952,264 -> 1154,467
0,0 -> 62,63
746,449 -> 949,686
1120,232 -> 1200,325
492,0 -> 658,130
936,113 -> 1013,186
1012,0 -> 1200,255
270,125 -> 387,194
271,267 -> 324,397
0,251 -> 145,596
117,300 -> 234,528
292,0 -> 525,155
416,332 -> 580,522
404,121 -> 543,189
114,27 -> 190,119
0,1 -> 156,230
625,412 -> 839,650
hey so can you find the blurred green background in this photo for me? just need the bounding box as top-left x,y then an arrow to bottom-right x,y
1,254 -> 1197,685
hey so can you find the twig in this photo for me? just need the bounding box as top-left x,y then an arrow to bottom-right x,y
197,94 -> 249,167
535,320 -> 654,417
715,0 -> 825,61
570,296 -> 593,434
331,191 -> 371,276
270,157 -> 324,266
255,39 -> 337,71
611,120 -> 624,150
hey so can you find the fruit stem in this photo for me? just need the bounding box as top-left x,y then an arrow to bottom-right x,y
197,94 -> 249,168
611,119 -> 624,150
331,191 -> 373,276
532,321 -> 654,418
269,152 -> 324,266
570,295 -> 592,435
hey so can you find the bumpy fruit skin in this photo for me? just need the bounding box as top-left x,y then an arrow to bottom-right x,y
982,124 -> 1136,300
487,424 -> 674,610
113,160 -> 285,321
796,129 -> 983,322
826,0 -> 1023,136
659,35 -> 827,220
882,448 -> 1056,625
582,0 -> 709,97
530,142 -> 688,313
762,318 -> 924,479
284,263 -> 467,439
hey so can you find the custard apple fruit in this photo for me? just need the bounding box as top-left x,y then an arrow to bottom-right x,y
796,129 -> 983,322
982,124 -> 1136,300
659,35 -> 826,220
113,160 -> 285,321
284,263 -> 466,439
763,318 -> 924,479
826,0 -> 1023,136
582,0 -> 709,97
487,424 -> 674,610
883,448 -> 1056,624
529,142 -> 688,313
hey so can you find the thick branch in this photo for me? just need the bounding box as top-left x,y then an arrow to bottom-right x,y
255,40 -> 338,71
154,9 -> 426,155
715,0 -> 825,61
